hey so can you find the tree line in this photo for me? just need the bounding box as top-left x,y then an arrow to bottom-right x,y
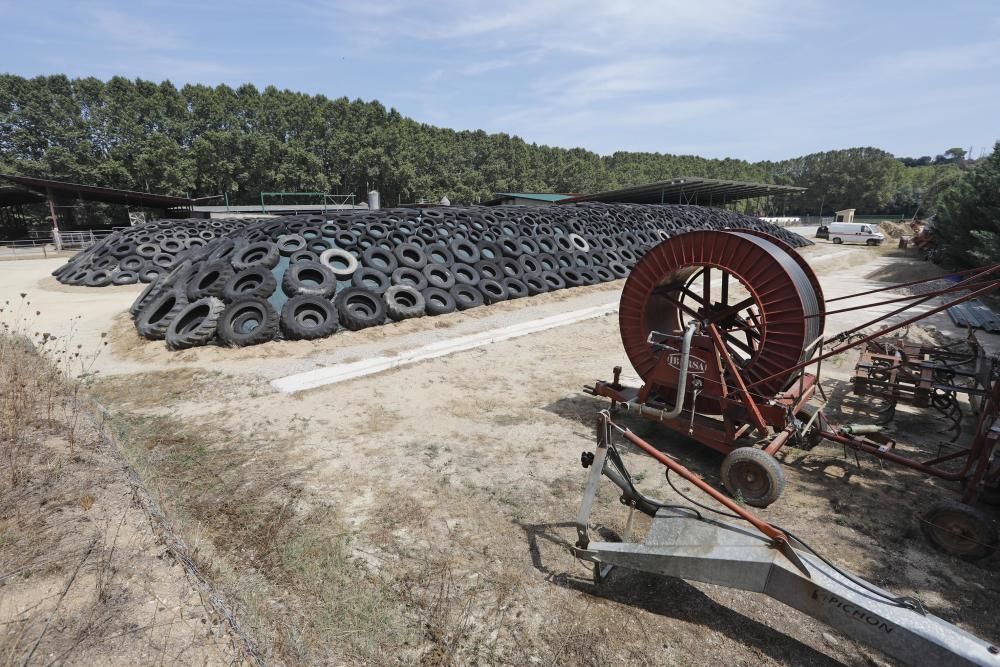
0,74 -> 973,217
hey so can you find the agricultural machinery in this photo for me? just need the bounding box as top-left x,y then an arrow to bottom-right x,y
575,229 -> 1000,666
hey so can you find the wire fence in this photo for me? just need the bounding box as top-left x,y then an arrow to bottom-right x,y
0,229 -> 120,257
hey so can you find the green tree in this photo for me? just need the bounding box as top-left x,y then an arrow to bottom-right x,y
933,142 -> 1000,266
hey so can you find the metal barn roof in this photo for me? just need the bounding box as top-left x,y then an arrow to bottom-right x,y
557,177 -> 805,206
0,174 -> 194,209
482,192 -> 576,205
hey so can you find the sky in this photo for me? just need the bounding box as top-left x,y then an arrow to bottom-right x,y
2,0 -> 998,162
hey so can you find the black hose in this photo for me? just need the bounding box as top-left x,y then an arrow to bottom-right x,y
663,468 -> 922,611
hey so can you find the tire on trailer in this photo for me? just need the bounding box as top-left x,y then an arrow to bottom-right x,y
334,287 -> 386,331
920,499 -> 999,561
165,297 -> 225,349
720,447 -> 785,508
217,297 -> 279,347
280,295 -> 340,340
384,285 -> 426,321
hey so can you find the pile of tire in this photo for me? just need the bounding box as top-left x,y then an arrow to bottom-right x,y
51,218 -> 259,287
123,203 -> 812,350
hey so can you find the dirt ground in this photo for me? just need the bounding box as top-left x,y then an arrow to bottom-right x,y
1,240 -> 998,666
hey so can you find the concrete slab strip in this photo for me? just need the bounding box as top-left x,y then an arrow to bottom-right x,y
271,301 -> 620,393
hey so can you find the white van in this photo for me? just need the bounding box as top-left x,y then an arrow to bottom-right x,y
828,222 -> 884,246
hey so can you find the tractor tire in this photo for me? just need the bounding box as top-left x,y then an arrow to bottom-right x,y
280,295 -> 339,340
165,297 -> 225,349
135,291 -> 188,340
334,287 -> 386,330
422,287 -> 457,316
223,267 -> 278,301
384,285 -> 426,321
217,297 -> 279,347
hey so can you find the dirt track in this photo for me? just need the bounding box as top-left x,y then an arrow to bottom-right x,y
2,240 -> 998,665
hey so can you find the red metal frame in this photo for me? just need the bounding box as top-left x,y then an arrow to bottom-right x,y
591,231 -> 1000,504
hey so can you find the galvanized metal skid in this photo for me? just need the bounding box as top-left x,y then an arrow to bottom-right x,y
574,412 -> 1000,667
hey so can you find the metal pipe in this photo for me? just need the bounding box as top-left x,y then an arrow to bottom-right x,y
656,321 -> 699,419
615,424 -> 791,546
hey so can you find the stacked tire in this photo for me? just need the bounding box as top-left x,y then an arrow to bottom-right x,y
121,203 -> 812,349
52,218 -> 259,287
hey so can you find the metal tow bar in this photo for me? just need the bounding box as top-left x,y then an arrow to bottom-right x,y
573,411 -> 1000,667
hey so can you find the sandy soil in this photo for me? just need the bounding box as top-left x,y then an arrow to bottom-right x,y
2,244 -> 998,665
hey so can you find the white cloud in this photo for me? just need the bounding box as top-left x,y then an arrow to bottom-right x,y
92,8 -> 184,51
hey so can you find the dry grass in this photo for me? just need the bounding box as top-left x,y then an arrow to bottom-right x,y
99,407 -> 420,664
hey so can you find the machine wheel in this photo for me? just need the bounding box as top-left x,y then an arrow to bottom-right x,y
832,237 -> 843,244
720,447 -> 785,508
920,500 -> 998,561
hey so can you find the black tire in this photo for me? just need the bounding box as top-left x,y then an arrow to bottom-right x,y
187,261 -> 234,300
223,267 -> 278,301
232,242 -> 280,271
217,297 -> 279,347
282,260 -> 337,298
362,246 -> 398,274
119,255 -> 145,272
422,287 -> 457,316
84,270 -> 113,287
523,273 -> 549,296
450,284 -> 484,310
608,262 -> 630,279
540,271 -> 566,290
720,447 -> 785,508
334,287 -> 386,330
920,499 -> 999,561
165,297 -> 225,349
135,291 -> 188,340
290,250 -> 319,264
423,263 -> 455,290
450,238 -> 480,264
425,243 -> 454,266
503,277 -> 528,299
391,267 -> 428,291
131,279 -> 162,316
477,279 -> 507,304
519,254 -> 543,274
276,234 -> 307,256
352,267 -> 391,294
112,270 -> 139,285
560,268 -> 586,287
832,238 -> 843,244
451,263 -> 480,286
280,295 -> 340,340
384,285 -> 426,321
592,266 -> 615,283
393,243 -> 428,270
474,260 -> 504,281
